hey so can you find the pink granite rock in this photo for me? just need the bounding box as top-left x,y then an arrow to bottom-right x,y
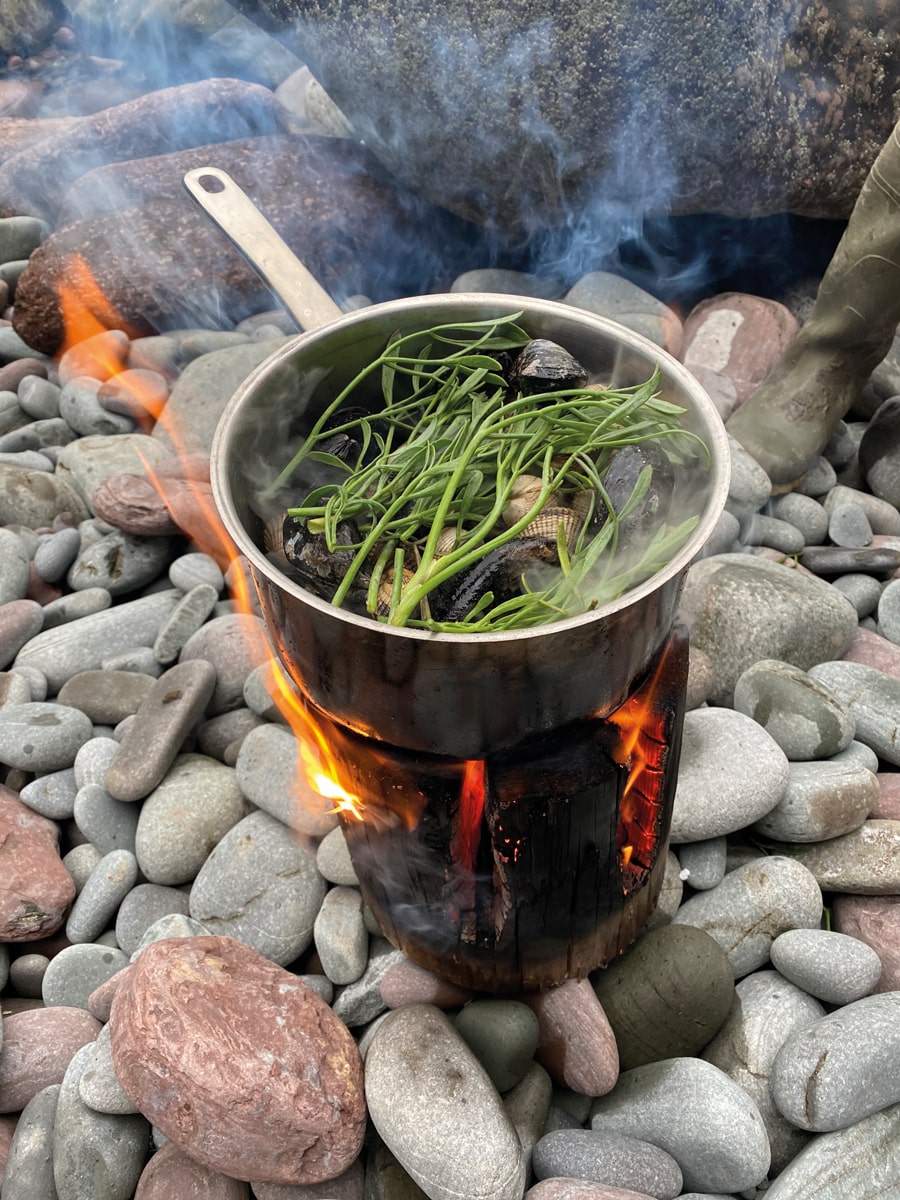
521,978 -> 619,1098
873,773 -> 900,821
91,473 -> 181,536
832,894 -> 900,992
842,627 -> 900,682
109,936 -> 366,1185
135,1142 -> 250,1199
0,788 -> 75,940
87,964 -> 134,1022
0,1006 -> 101,1112
380,958 -> 474,1010
682,292 -> 799,405
0,1114 -> 17,1185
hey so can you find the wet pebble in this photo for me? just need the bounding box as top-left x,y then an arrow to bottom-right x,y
672,855 -> 823,977
592,925 -> 733,1069
65,849 -> 139,943
589,1057 -> 770,1194
188,810 -> 327,965
669,707 -> 789,842
751,758 -> 878,842
769,928 -> 882,1003
771,992 -> 900,1131
365,1003 -> 526,1200
532,1128 -> 682,1197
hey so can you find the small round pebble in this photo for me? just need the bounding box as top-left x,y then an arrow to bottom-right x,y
0,700 -> 94,771
769,928 -> 883,1004
831,572 -> 883,617
8,953 -> 49,998
65,849 -> 139,944
454,1000 -> 541,1094
316,826 -> 359,886
168,551 -> 224,593
828,501 -> 873,548
42,943 -> 130,1009
676,838 -> 726,890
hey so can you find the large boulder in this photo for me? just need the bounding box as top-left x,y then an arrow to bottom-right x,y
232,0 -> 899,233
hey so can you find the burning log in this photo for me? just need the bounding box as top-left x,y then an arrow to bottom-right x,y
11,135 -> 479,354
0,77 -> 284,221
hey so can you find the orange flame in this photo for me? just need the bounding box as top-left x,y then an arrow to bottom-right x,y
452,759 -> 486,875
55,254 -> 367,825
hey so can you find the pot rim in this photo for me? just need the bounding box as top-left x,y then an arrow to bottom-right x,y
211,292 -> 731,644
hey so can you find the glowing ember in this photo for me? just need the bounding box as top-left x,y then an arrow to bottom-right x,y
452,759 -> 486,875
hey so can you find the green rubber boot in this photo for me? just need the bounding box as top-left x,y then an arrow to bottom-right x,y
727,121 -> 900,485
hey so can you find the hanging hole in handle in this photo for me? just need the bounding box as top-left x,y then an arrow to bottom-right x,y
197,172 -> 226,193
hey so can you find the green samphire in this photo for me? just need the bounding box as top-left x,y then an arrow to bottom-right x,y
232,0 -> 899,233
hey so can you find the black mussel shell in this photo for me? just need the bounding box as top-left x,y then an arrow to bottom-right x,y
508,339 -> 589,395
429,536 -> 559,622
602,442 -> 674,538
280,516 -> 370,608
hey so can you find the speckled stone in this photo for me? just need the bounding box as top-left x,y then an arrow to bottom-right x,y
114,883 -> 192,957
832,894 -> 900,992
316,826 -> 359,886
787,820 -> 900,894
312,885 -> 368,986
679,554 -> 858,704
532,1128 -> 682,1196
752,758 -> 879,842
589,1057 -> 770,1194
73,782 -> 140,855
65,850 -> 138,944
189,810 -> 327,965
331,937 -> 404,1027
672,855 -> 823,977
453,1000 -> 541,1095
57,670 -> 156,725
18,765 -> 77,820
770,928 -> 882,1004
702,969 -> 824,1174
831,572 -> 883,617
809,660 -> 900,766
669,707 -> 789,842
365,1004 -> 526,1200
42,943 -> 131,1010
0,1084 -> 60,1200
234,722 -> 338,838
676,838 -> 726,890
522,979 -> 618,1098
178,613 -> 270,714
592,924 -> 733,1069
78,1022 -> 138,1116
771,992 -> 900,1132
0,1008 -> 101,1113
0,701 -> 94,772
770,492 -> 829,545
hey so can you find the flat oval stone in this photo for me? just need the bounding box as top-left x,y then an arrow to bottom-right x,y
379,958 -> 473,1011
592,925 -> 733,1069
787,819 -> 900,894
234,723 -> 338,838
702,970 -> 825,1174
73,783 -> 140,855
114,884 -> 192,957
189,810 -> 327,965
65,850 -> 139,944
0,701 -> 94,772
453,1000 -> 540,1095
133,1141 -> 251,1198
0,527 -> 30,605
589,1057 -> 770,1194
316,826 -> 359,886
33,525 -> 81,583
762,1102 -> 900,1200
57,670 -> 155,725
522,979 -> 618,1098
770,928 -> 882,1004
365,1003 -> 525,1200
732,658 -> 855,760
669,707 -> 789,842
104,659 -> 217,802
13,589 -> 181,692
135,753 -> 250,886
771,992 -> 900,1131
810,659 -> 900,765
672,855 -> 823,977
109,935 -> 366,1184
0,1084 -> 60,1200
831,572 -> 883,617
752,759 -> 879,842
0,789 -> 74,940
0,1007 -> 101,1112
312,884 -> 368,986
42,943 -> 131,1010
832,894 -> 900,992
152,583 -> 220,664
40,586 -> 113,631
168,552 -> 224,593
770,492 -> 829,545
532,1128 -> 682,1197
52,1041 -> 148,1200
679,553 -> 858,704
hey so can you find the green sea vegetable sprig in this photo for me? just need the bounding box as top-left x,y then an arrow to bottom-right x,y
276,314 -> 708,631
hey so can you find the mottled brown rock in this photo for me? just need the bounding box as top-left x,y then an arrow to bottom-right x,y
682,294 -> 799,405
873,773 -> 900,821
0,115 -> 78,161
0,788 -> 75,940
109,936 -> 366,1185
0,357 -> 46,392
380,958 -> 474,1010
843,627 -> 900,682
135,1141 -> 250,1199
90,473 -> 180,536
521,979 -> 619,1098
0,1113 -> 16,1184
12,134 -> 475,355
57,669 -> 156,724
833,894 -> 900,992
0,78 -> 282,221
0,1006 -> 101,1112
252,1159 -> 364,1198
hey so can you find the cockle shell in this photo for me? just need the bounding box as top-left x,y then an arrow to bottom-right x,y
434,527 -> 460,557
502,474 -> 557,527
377,565 -> 415,616
571,489 -> 603,523
520,506 -> 583,549
263,513 -> 290,567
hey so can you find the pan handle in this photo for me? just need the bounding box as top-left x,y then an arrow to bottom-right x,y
183,166 -> 346,332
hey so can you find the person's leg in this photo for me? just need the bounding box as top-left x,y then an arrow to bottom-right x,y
727,121 -> 900,485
